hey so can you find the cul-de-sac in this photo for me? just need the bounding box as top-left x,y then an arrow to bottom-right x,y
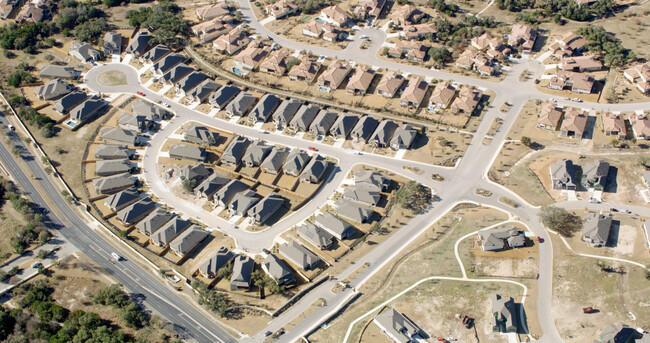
0,0 -> 648,342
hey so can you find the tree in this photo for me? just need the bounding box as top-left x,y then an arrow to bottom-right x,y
537,206 -> 582,237
520,136 -> 532,147
285,58 -> 301,72
610,139 -> 619,147
427,46 -> 451,67
394,181 -> 432,213
37,250 -> 48,259
181,178 -> 196,193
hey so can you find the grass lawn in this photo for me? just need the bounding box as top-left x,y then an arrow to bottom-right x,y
97,70 -> 127,87
0,203 -> 29,263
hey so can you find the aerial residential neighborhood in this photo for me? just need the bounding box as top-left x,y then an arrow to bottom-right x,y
0,0 -> 648,343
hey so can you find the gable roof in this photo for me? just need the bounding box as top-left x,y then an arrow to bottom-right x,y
297,221 -> 334,249
126,31 -> 153,56
176,71 -> 209,93
309,110 -> 338,135
209,84 -> 240,109
247,192 -> 284,224
582,213 -> 612,244
169,226 -> 208,255
550,158 -> 576,189
141,44 -> 171,63
334,199 -> 374,223
228,189 -> 261,214
242,140 -> 272,167
272,99 -> 302,125
248,94 -> 281,122
370,120 -> 399,146
95,159 -> 131,176
283,149 -> 311,175
54,91 -> 87,114
69,96 -> 106,123
194,172 -> 230,199
299,154 -> 327,183
150,217 -> 192,246
69,41 -> 100,62
199,246 -> 234,276
161,64 -> 194,84
104,187 -> 140,212
355,170 -> 390,191
135,208 -> 174,235
351,116 -> 380,142
153,53 -> 186,75
93,172 -> 134,194
100,127 -> 138,145
390,124 -> 417,149
315,211 -> 355,239
168,144 -> 206,162
329,114 -> 359,139
374,308 -> 422,343
279,241 -> 321,270
262,254 -> 295,285
39,65 -> 79,79
221,136 -> 251,165
289,104 -> 320,131
187,79 -> 221,102
184,124 -> 220,145
215,179 -> 249,206
343,184 -> 381,206
260,147 -> 290,174
116,197 -> 156,226
225,92 -> 257,117
36,79 -> 71,100
95,144 -> 133,160
230,255 -> 254,289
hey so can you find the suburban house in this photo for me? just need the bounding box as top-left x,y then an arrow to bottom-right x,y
135,209 -> 173,236
186,79 -> 221,103
582,213 -> 612,247
390,124 -> 418,150
95,159 -> 131,177
39,65 -> 80,79
550,158 -> 577,190
428,81 -> 456,112
478,226 -> 525,251
283,150 -> 311,176
355,170 -> 390,192
168,144 -> 206,162
104,188 -> 140,212
297,222 -> 334,250
125,31 -> 152,57
288,56 -> 322,83
390,4 -> 424,26
549,70 -> 595,94
93,173 -> 134,195
272,99 -> 302,128
279,241 -> 322,271
230,255 -> 254,291
116,198 -> 156,227
241,140 -> 271,167
319,5 -> 352,27
265,0 -> 298,19
194,173 -> 230,201
315,212 -> 356,240
225,92 -> 257,118
400,77 -> 428,108
151,53 -> 185,77
220,136 -> 251,166
69,41 -> 99,63
317,60 -> 353,92
177,164 -> 210,183
192,19 -> 233,44
631,114 -> 650,140
309,110 -> 338,136
289,104 -> 320,132
213,27 -> 251,55
582,160 -> 609,190
104,32 -> 122,55
214,180 -> 249,208
132,99 -> 169,121
560,55 -> 603,72
140,44 -> 170,65
594,323 -> 649,343
491,294 -> 518,333
247,192 -> 285,225
95,145 -> 133,160
260,147 -> 290,174
353,0 -> 386,20
334,199 -> 374,223
160,64 -> 194,86
351,116 -> 380,143
601,113 -> 627,139
15,3 -> 47,23
623,63 -> 650,95
248,94 -> 281,123
208,84 -> 240,110
376,71 -> 404,98
99,127 -> 139,146
537,102 -> 563,130
175,71 -> 209,97
262,254 -> 295,286
400,22 -> 437,40
199,247 -> 234,278
374,308 -> 423,343
450,87 -> 482,115
69,96 -> 106,124
169,226 -> 208,258
259,49 -> 290,76
343,184 -> 380,207
560,108 -> 589,138
329,114 -> 359,140
54,91 -> 87,114
370,120 -> 399,148
471,32 -> 510,58
196,2 -> 230,20
302,19 -> 339,41
456,49 -> 497,76
233,41 -> 270,73
547,31 -> 587,57
149,217 -> 192,247
117,113 -> 146,132
299,155 -> 327,183
346,66 -> 375,95
36,79 -> 71,101
508,24 -> 538,51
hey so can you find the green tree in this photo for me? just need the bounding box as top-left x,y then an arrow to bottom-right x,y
394,181 -> 432,213
538,206 -> 582,237
520,136 -> 532,147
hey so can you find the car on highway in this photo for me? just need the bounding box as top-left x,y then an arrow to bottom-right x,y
137,91 -> 145,96
264,331 -> 272,337
258,130 -> 269,134
308,147 -> 318,151
111,252 -> 122,261
610,208 -> 619,212
161,102 -> 170,108
31,262 -> 42,269
7,124 -> 15,131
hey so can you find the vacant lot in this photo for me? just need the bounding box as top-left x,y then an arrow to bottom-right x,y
403,129 -> 473,167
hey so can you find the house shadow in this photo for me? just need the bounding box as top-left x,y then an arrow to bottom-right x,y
532,35 -> 548,53
402,312 -> 430,339
515,303 -> 529,335
604,166 -> 618,193
605,220 -> 621,248
178,234 -> 216,267
582,115 -> 597,140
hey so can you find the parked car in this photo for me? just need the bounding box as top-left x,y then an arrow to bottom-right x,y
536,236 -> 543,243
610,208 -> 619,212
137,91 -> 145,96
583,307 -> 597,313
308,147 -> 318,151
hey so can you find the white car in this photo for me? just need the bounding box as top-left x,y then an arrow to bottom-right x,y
111,252 -> 122,261
161,102 -> 170,108
352,151 -> 363,155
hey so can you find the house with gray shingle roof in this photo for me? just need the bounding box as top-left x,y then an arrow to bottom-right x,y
225,92 -> 257,118
221,136 -> 250,166
549,158 -> 576,190
135,209 -> 173,236
214,179 -> 249,208
36,79 -> 71,101
329,114 -> 359,139
186,79 -> 221,103
582,160 -> 610,190
175,71 -> 209,97
309,110 -> 338,136
279,241 -> 321,271
343,184 -> 380,207
131,99 -> 169,121
351,116 -> 379,143
184,124 -> 219,146
354,170 -> 390,192
334,199 -> 374,223
315,211 -> 355,240
117,113 -> 146,132
150,217 -> 192,247
209,84 -> 240,110
582,213 -> 612,247
389,124 -> 417,150
260,147 -> 289,174
199,247 -> 234,278
242,140 -> 271,167
370,120 -> 399,148
299,155 -> 327,183
69,41 -> 100,63
297,222 -> 334,249
168,144 -> 206,162
95,145 -> 133,160
272,99 -> 302,127
93,172 -> 134,195
126,31 -> 153,57
95,159 -> 132,176
289,104 -> 320,132
104,32 -> 122,55
248,94 -> 281,123
54,91 -> 87,114
262,254 -> 295,286
161,64 -> 194,85
152,53 -> 185,77
100,127 -> 139,146
373,308 -> 423,343
594,323 -> 647,343
178,164 -> 210,183
117,198 -> 156,226
169,226 -> 208,258
247,192 -> 284,224
104,188 -> 140,212
491,294 -> 518,333
140,44 -> 171,64
194,173 -> 230,201
477,226 -> 523,251
230,255 -> 254,291
283,150 -> 311,176
39,65 -> 80,79
228,190 -> 261,216
70,96 -> 106,124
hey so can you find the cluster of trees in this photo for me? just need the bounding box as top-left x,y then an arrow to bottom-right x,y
576,26 -> 635,68
0,281 -> 136,342
193,280 -> 230,316
56,0 -> 105,33
8,93 -> 56,137
427,46 -> 452,67
394,181 -> 432,213
93,284 -> 148,329
127,3 -> 190,48
428,0 -> 460,17
294,0 -> 330,14
497,0 -> 616,21
7,71 -> 35,87
0,23 -> 51,54
251,270 -> 285,296
431,16 -> 497,50
537,206 -> 582,237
